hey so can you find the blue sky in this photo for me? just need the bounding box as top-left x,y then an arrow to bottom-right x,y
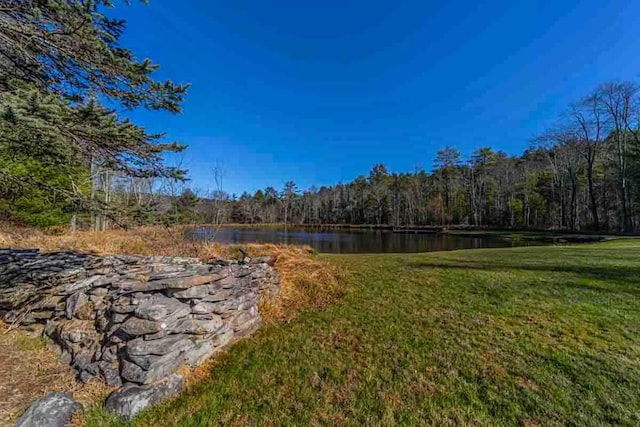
114,0 -> 640,196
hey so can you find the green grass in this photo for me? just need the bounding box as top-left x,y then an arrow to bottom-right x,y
88,239 -> 640,426
441,229 -> 617,243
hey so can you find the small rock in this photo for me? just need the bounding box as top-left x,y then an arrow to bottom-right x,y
99,361 -> 122,387
15,392 -> 82,427
89,287 -> 109,297
119,317 -> 165,336
79,370 -> 95,383
104,375 -> 185,420
65,292 -> 88,319
100,345 -> 119,363
111,312 -> 129,323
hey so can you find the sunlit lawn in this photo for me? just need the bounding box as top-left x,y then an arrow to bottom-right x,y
88,239 -> 640,426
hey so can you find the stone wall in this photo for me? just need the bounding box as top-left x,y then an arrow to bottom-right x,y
0,249 -> 280,418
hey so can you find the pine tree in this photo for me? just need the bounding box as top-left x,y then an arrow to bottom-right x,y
0,1 -> 189,226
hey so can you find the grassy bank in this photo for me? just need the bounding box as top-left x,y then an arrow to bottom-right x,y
85,239 -> 640,426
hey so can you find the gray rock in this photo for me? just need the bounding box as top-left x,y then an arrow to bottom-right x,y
100,345 -> 118,363
123,338 -> 219,384
142,316 -> 224,340
175,317 -> 224,335
117,274 -> 225,292
197,299 -> 238,314
120,359 -> 148,384
89,287 -> 109,297
99,362 -> 122,387
65,292 -> 88,319
119,317 -> 165,336
110,299 -> 136,314
65,275 -> 111,294
231,309 -> 261,335
127,335 -> 193,356
15,392 -> 82,427
104,375 -> 185,420
79,370 -> 95,383
111,312 -> 129,323
170,283 -> 222,299
133,294 -> 190,322
121,350 -> 187,385
181,341 -> 215,368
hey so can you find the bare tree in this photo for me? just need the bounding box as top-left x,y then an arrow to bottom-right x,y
570,93 -> 604,230
598,81 -> 638,231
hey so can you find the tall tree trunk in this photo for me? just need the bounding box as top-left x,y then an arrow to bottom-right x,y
586,162 -> 599,230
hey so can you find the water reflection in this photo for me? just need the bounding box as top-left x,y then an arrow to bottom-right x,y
185,227 -> 524,254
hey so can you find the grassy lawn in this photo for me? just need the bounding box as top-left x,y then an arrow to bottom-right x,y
89,240 -> 640,426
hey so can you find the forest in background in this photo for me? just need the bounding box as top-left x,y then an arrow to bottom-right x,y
2,3 -> 640,233
227,82 -> 640,232
165,81 -> 640,233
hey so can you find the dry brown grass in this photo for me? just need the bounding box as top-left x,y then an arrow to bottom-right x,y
0,224 -> 234,259
0,321 -> 114,426
253,244 -> 345,321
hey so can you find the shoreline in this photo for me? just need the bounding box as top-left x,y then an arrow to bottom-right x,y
186,223 -> 624,244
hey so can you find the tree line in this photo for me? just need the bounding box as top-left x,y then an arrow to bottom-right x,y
221,81 -> 640,232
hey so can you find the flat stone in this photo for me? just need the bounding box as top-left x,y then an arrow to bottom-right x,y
123,338 -> 219,384
117,274 -> 227,292
110,300 -> 136,314
121,351 -> 185,384
142,316 -> 224,340
101,345 -> 119,363
231,309 -> 261,335
15,392 -> 82,427
170,283 -> 222,299
111,312 -> 130,323
127,335 -> 194,356
65,275 -> 111,294
89,287 -> 109,297
133,294 -> 190,322
31,311 -> 54,320
190,300 -> 220,314
104,375 -> 185,420
196,299 -> 238,314
119,317 -> 166,336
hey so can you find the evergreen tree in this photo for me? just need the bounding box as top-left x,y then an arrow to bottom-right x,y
0,1 -> 189,227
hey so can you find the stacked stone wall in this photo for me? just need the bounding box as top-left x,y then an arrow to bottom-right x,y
0,249 -> 280,396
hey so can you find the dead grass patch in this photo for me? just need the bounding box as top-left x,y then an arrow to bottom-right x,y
0,321 -> 113,426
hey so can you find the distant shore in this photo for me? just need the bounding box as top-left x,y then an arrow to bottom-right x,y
188,223 -> 626,243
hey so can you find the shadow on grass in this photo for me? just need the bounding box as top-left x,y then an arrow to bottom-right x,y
407,258 -> 640,295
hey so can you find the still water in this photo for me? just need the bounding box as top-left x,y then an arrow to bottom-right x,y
186,227 -> 527,254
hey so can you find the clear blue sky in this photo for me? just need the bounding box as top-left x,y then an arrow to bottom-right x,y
115,0 -> 640,196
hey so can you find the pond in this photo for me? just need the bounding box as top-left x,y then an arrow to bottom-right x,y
185,227 -> 534,254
